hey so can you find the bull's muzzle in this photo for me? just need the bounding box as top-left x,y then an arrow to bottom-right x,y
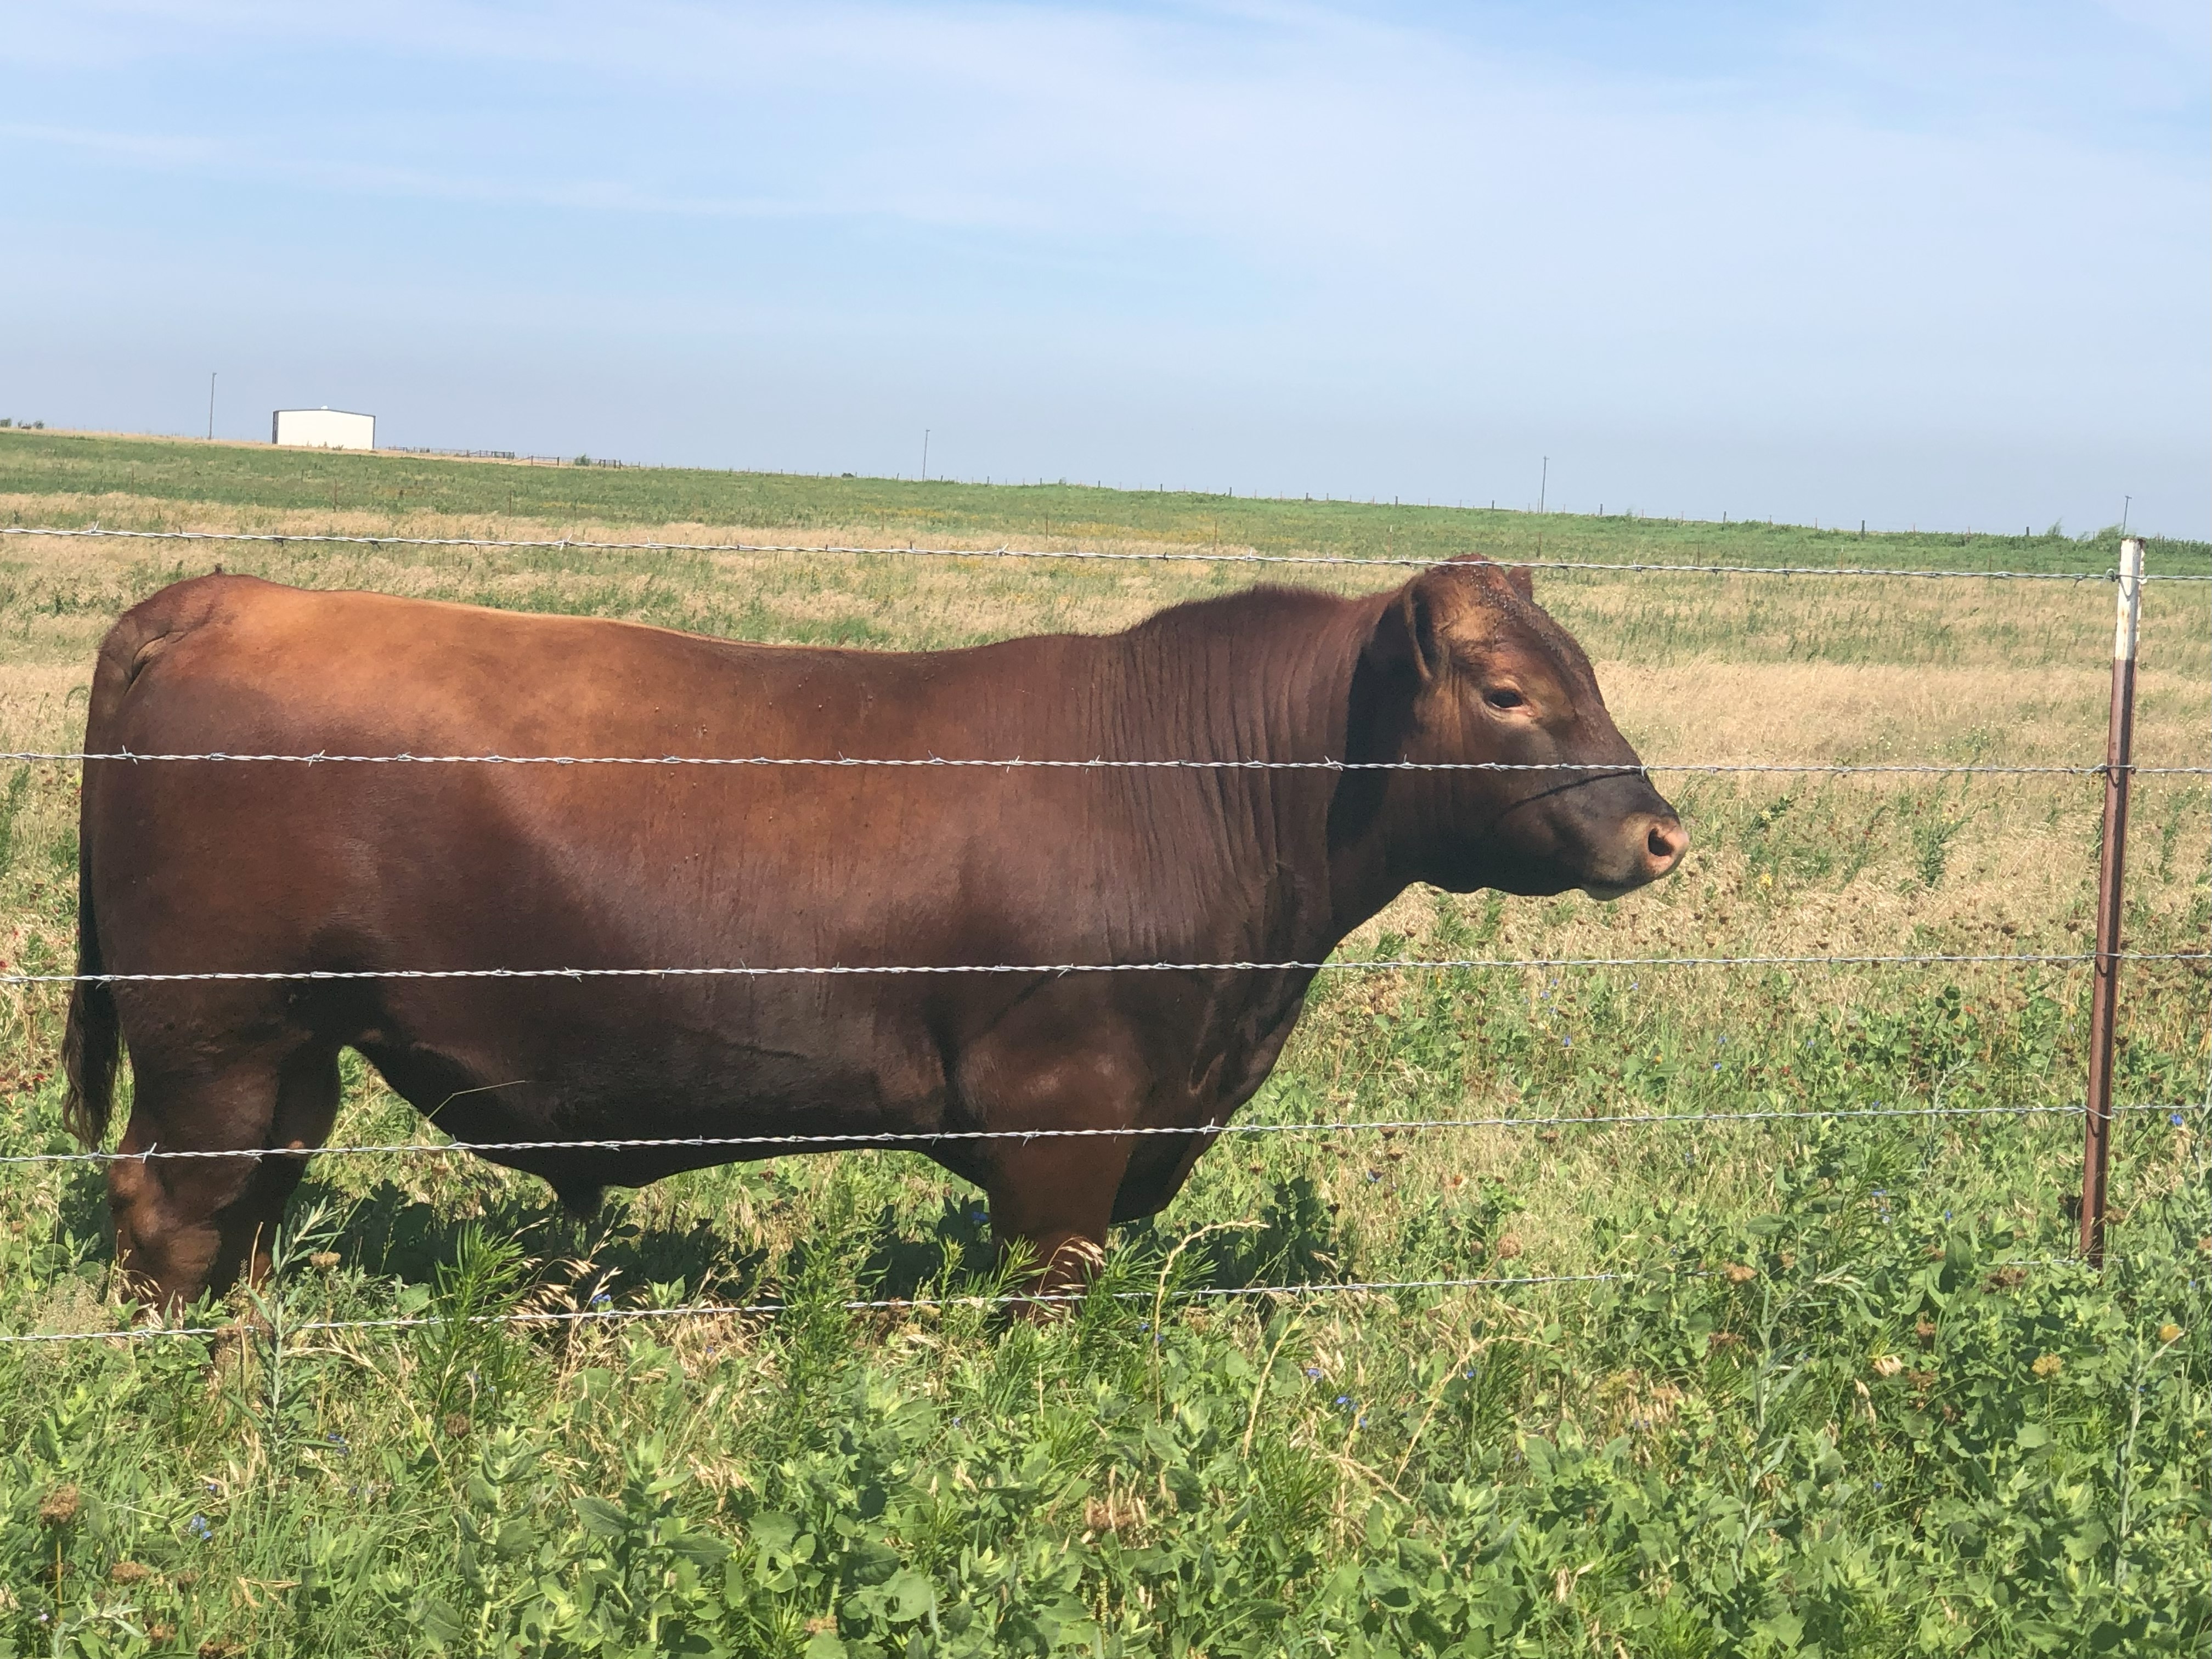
1581,810 -> 1689,899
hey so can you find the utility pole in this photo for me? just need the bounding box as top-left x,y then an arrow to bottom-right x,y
2120,494 -> 2131,535
1538,456 -> 1548,515
922,430 -> 930,482
206,372 -> 217,441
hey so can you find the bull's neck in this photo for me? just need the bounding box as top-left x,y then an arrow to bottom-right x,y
1104,588 -> 1392,965
1318,589 -> 1450,941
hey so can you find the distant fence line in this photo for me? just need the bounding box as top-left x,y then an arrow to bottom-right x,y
8,524 -> 2204,579
385,448 -> 639,467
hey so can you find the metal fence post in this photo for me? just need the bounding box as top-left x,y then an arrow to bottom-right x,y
2081,535 -> 2144,1265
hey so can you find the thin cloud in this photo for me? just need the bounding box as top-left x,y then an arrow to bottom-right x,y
3,1 -> 2203,531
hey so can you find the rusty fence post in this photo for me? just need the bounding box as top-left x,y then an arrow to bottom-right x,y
2081,535 -> 2144,1265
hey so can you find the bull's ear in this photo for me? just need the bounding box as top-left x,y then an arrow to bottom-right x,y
1504,562 -> 1535,602
1365,573 -> 1447,684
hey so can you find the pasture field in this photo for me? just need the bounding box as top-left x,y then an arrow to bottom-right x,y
0,428 -> 2208,1656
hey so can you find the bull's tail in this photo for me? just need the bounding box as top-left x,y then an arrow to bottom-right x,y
61,842 -> 118,1149
61,580 -> 232,1149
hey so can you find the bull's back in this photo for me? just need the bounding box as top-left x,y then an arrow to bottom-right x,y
87,574 -> 1136,952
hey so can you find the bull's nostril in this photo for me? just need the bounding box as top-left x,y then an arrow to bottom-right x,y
1646,820 -> 1686,866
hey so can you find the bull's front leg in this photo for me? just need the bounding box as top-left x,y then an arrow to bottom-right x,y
956,1018 -> 1149,1315
982,1137 -> 1128,1311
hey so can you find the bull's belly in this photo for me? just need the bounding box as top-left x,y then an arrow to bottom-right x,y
351,988 -> 951,1169
343,972 -> 1296,1216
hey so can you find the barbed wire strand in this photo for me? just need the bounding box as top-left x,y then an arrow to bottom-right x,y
0,1273 -> 1616,1345
9,749 -> 2205,776
2,1101 -> 2197,1170
10,524 -> 2196,581
0,1259 -> 2086,1348
12,949 -> 2208,988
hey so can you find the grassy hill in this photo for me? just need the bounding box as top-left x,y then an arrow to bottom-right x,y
4,427 -> 2203,577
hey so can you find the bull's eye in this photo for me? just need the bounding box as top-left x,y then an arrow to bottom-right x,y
1483,687 -> 1527,710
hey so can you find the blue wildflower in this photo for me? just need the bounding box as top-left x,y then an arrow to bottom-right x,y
188,1515 -> 212,1541
1305,1366 -> 1322,1378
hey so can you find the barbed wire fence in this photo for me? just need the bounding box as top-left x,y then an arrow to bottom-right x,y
0,527 -> 2203,1345
6,521 -> 2210,578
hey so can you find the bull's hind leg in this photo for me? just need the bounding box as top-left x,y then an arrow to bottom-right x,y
107,1045 -> 341,1312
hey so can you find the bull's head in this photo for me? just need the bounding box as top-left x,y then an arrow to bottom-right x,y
1338,555 -> 1686,901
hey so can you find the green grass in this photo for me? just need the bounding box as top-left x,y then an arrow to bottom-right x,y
4,427 -> 2207,577
0,433 -> 2207,1656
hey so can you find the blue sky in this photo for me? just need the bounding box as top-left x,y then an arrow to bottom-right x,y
4,2 -> 2207,535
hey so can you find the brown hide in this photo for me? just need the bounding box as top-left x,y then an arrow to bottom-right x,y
65,559 -> 1683,1305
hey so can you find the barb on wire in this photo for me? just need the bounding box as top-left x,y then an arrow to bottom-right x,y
17,949 -> 2193,988
9,749 -> 2180,776
7,1099 -> 2196,1170
0,524 -> 2143,582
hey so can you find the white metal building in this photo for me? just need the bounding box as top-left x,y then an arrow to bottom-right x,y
272,408 -> 375,450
